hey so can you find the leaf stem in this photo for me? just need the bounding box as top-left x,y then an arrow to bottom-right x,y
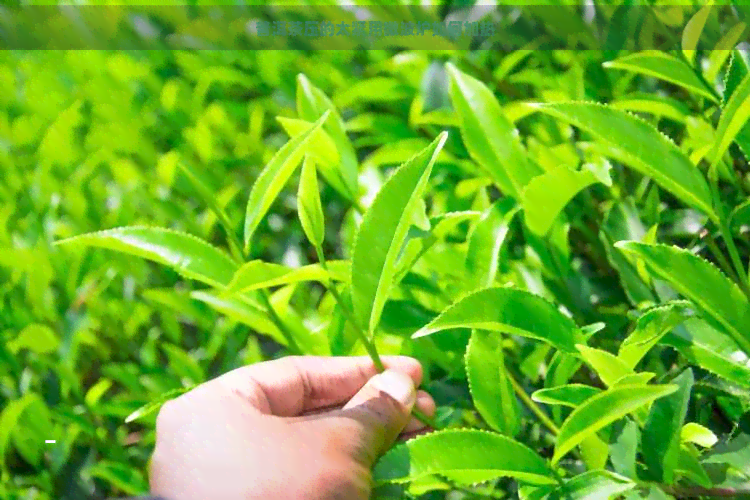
703,230 -> 742,284
314,245 -> 437,429
707,159 -> 750,299
507,370 -> 560,436
719,219 -> 750,299
258,289 -> 303,355
316,246 -> 384,370
177,160 -> 246,263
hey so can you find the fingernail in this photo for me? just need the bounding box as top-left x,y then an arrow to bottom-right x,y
371,370 -> 416,407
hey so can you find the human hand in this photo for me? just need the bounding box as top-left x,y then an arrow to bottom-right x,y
149,356 -> 436,500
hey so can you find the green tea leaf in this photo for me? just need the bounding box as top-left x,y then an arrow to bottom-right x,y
616,242 -> 750,355
190,291 -> 285,346
610,95 -> 691,123
711,72 -> 750,168
553,384 -> 678,465
56,227 -> 238,288
225,260 -> 349,295
579,435 -> 611,472
603,51 -> 718,102
618,302 -> 694,369
87,460 -> 147,496
277,117 -> 340,170
351,133 -> 447,334
297,74 -> 358,200
681,423 -> 718,448
175,158 -> 242,258
0,394 -> 38,472
431,211 -> 482,239
600,199 -> 656,306
675,447 -> 712,488
7,324 -> 59,354
297,156 -> 325,249
531,103 -> 714,218
706,26 -> 748,83
374,429 -> 556,486
522,164 -> 609,236
413,287 -> 584,354
723,51 -> 749,105
125,385 -> 195,424
85,378 -> 112,407
446,63 -> 541,198
577,345 -> 633,387
466,330 -> 520,436
610,420 -> 640,479
612,373 -> 657,386
642,369 -> 694,483
548,470 -> 636,500
465,198 -> 518,290
162,344 -> 204,384
682,6 -> 712,65
244,111 -> 331,249
662,318 -> 750,389
532,384 -> 601,408
702,433 -> 750,475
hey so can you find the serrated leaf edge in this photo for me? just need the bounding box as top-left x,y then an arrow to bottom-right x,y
350,132 -> 448,332
615,241 -> 750,350
55,225 -> 238,287
412,285 -> 580,343
377,428 -> 552,486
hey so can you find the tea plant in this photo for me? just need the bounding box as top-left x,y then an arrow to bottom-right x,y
4,2 -> 750,499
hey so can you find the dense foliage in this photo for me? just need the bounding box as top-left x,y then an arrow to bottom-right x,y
4,2 -> 750,499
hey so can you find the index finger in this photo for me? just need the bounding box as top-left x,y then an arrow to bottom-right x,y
214,355 -> 423,417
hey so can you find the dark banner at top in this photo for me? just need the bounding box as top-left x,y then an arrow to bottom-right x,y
0,3 -> 749,51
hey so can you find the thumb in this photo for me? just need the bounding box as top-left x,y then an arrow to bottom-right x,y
328,369 -> 416,467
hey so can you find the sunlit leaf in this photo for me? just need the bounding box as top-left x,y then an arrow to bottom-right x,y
616,242 -> 750,355
374,429 -> 556,486
522,164 -> 610,236
466,330 -> 520,436
532,384 -> 601,408
711,72 -> 750,169
681,423 -> 718,448
413,287 -> 584,354
244,111 -> 331,249
297,156 -> 325,249
618,301 -> 694,369
277,117 -> 340,170
465,198 -> 518,290
125,385 -> 195,424
531,103 -> 715,218
604,51 -> 717,102
553,384 -> 678,465
577,345 -> 633,387
7,324 -> 59,355
447,63 -> 541,198
56,227 -> 238,288
547,470 -> 635,500
351,133 -> 447,334
682,6 -> 712,65
662,317 -> 750,389
297,74 -> 358,200
642,369 -> 694,483
225,260 -> 348,295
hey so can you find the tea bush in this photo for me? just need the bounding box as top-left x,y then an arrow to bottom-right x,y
4,2 -> 750,499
